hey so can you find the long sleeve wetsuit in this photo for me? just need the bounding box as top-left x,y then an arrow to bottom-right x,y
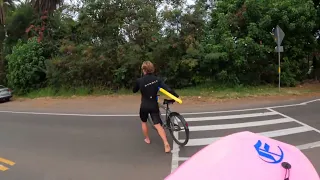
133,73 -> 179,124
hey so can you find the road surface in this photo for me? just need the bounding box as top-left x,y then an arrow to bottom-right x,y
0,99 -> 319,179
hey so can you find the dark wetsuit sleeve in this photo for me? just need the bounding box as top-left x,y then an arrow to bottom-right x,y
133,79 -> 140,93
159,79 -> 179,98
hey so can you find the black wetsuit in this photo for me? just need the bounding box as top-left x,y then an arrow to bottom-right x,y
133,73 -> 179,124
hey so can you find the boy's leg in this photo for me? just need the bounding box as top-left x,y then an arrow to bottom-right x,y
151,112 -> 171,153
139,108 -> 150,144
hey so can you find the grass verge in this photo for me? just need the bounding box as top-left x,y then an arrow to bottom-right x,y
18,83 -> 320,99
178,84 -> 319,99
20,86 -> 132,99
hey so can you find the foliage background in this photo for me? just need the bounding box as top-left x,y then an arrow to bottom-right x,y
0,0 -> 319,95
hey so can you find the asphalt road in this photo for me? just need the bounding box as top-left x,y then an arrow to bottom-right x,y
0,99 -> 319,180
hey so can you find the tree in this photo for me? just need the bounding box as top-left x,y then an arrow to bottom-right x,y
0,0 -> 14,25
203,0 -> 317,86
0,0 -> 14,85
24,0 -> 64,43
5,1 -> 35,53
31,0 -> 63,14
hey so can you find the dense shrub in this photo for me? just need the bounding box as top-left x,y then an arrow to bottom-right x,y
6,38 -> 47,94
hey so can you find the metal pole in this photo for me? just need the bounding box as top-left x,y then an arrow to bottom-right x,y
277,27 -> 280,91
278,51 -> 280,91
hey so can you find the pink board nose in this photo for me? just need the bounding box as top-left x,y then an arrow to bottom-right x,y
165,131 -> 320,180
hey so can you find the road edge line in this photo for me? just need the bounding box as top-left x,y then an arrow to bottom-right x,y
0,99 -> 318,117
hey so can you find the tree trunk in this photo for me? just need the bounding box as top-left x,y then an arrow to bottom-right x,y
0,24 -> 7,85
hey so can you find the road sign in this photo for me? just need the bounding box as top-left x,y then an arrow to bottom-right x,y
275,46 -> 284,52
273,25 -> 285,46
272,25 -> 285,91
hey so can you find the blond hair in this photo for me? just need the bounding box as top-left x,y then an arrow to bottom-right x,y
141,61 -> 155,74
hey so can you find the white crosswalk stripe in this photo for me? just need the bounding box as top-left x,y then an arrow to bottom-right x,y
183,126 -> 313,146
188,118 -> 292,131
170,108 -> 320,172
185,111 -> 277,122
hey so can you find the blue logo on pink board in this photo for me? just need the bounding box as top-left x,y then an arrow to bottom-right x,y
254,140 -> 284,164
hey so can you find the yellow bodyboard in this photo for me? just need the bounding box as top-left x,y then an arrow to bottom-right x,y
159,88 -> 182,104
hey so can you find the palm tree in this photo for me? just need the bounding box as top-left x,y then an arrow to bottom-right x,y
0,0 -> 14,84
31,0 -> 64,14
23,0 -> 63,43
0,0 -> 14,29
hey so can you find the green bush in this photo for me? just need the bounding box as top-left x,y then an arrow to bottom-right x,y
6,37 -> 47,94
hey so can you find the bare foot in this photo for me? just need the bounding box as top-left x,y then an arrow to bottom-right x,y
164,144 -> 171,153
144,138 -> 151,144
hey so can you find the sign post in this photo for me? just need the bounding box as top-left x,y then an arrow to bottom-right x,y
272,25 -> 285,91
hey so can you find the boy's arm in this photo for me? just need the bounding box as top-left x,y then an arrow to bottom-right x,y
132,79 -> 140,93
159,79 -> 179,98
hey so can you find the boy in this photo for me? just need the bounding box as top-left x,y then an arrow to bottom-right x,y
133,61 -> 179,153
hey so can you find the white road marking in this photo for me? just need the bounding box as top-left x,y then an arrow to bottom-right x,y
267,108 -> 320,134
261,126 -> 312,137
0,111 -> 138,117
189,118 -> 292,131
176,157 -> 189,162
185,112 -> 277,122
0,99 -> 318,116
180,98 -> 320,115
170,106 -> 320,172
170,131 -> 180,173
299,99 -> 320,105
183,126 -> 313,146
172,157 -> 189,161
296,141 -> 320,150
